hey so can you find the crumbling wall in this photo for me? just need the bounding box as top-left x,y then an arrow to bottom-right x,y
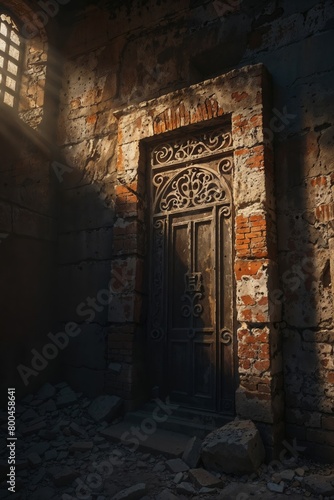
0,108 -> 58,403
57,0 -> 334,459
0,1 -> 60,402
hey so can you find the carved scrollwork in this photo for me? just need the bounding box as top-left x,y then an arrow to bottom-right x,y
150,328 -> 165,341
181,292 -> 203,318
181,272 -> 203,319
219,157 -> 233,175
219,205 -> 232,218
220,329 -> 233,345
152,129 -> 232,167
157,167 -> 229,212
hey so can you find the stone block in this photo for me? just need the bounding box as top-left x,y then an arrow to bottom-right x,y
45,450 -> 57,461
88,395 -> 123,422
12,207 -> 56,241
188,468 -> 224,488
49,467 -> 79,487
267,481 -> 285,493
30,487 -> 57,500
165,458 -> 189,473
36,383 -> 56,400
69,442 -> 94,453
201,419 -> 265,474
235,388 -> 276,424
56,387 -> 77,408
108,292 -> 143,324
156,489 -> 178,500
57,260 -> 112,323
20,421 -> 46,436
27,453 -> 42,467
62,365 -> 106,398
111,483 -> 147,500
182,436 -> 202,468
322,415 -> 334,431
58,228 -> 114,264
176,482 -> 196,495
58,183 -> 114,233
61,324 -> 107,370
303,474 -> 334,496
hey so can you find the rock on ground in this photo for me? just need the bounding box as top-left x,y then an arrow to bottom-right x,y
188,467 -> 224,488
156,489 -> 179,500
88,395 -> 123,422
111,483 -> 147,500
201,419 -> 265,475
182,436 -> 202,468
303,473 -> 334,496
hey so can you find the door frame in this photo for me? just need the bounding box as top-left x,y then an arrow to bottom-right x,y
146,132 -> 236,414
108,64 -> 283,449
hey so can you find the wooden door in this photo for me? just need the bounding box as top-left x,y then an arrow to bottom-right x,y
148,128 -> 235,414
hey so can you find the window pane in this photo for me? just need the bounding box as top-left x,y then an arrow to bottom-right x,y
0,22 -> 7,36
8,61 -> 17,75
9,45 -> 19,60
6,76 -> 16,91
4,91 -> 14,107
0,13 -> 22,108
10,30 -> 19,45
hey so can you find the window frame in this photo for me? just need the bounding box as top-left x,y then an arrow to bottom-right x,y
0,10 -> 25,110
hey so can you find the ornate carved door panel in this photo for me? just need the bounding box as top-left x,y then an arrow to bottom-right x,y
148,127 -> 235,414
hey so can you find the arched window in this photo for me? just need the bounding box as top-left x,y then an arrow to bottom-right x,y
0,13 -> 23,109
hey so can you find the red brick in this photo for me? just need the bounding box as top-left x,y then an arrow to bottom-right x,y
232,91 -> 249,102
248,231 -> 262,239
255,312 -> 267,322
236,243 -> 249,250
234,260 -> 266,280
254,359 -> 270,372
259,344 -> 270,359
241,295 -> 256,306
256,329 -> 269,342
258,383 -> 271,394
237,249 -> 251,256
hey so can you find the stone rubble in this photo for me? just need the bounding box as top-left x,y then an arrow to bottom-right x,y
201,419 -> 266,474
0,383 -> 332,500
182,436 -> 202,469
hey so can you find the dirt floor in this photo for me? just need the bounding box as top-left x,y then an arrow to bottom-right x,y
1,383 -> 333,500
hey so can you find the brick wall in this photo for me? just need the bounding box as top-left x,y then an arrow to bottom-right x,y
6,0 -> 330,460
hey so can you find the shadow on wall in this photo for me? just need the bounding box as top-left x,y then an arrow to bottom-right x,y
0,113 -> 117,403
0,105 -> 58,405
274,82 -> 334,461
54,166 -> 117,399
